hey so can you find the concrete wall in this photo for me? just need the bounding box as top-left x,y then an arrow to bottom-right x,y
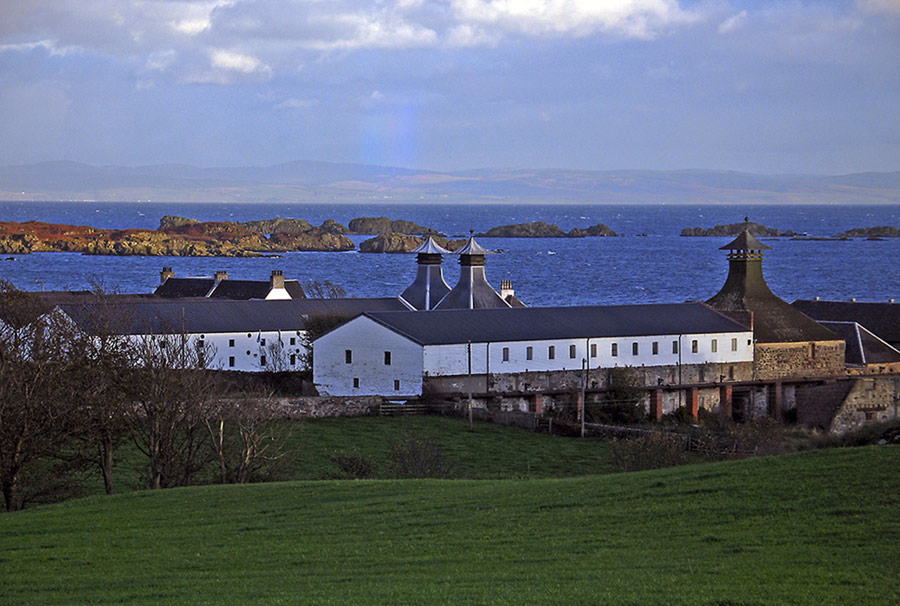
314,316 -> 424,396
754,341 -> 845,380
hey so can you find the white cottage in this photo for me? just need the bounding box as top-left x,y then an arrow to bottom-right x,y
313,303 -> 754,396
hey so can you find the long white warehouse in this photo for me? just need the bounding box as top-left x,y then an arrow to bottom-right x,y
313,303 -> 755,396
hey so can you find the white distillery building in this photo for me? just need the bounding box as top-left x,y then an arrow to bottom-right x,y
313,303 -> 754,397
54,297 -> 407,372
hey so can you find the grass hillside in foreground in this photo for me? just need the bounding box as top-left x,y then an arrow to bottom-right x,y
2,446 -> 897,605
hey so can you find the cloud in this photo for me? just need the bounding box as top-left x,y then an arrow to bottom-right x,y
717,10 -> 747,35
274,97 -> 319,110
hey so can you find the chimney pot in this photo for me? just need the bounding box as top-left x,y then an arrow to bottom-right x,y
270,270 -> 285,289
214,270 -> 229,282
160,266 -> 174,284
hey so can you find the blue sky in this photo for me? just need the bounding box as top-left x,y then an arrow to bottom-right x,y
0,0 -> 898,173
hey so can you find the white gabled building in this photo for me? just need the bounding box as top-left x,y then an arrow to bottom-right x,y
55,297 -> 408,372
313,303 -> 754,396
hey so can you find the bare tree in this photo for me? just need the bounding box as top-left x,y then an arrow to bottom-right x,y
126,334 -> 219,489
302,280 -> 347,299
204,398 -> 289,484
0,282 -> 79,511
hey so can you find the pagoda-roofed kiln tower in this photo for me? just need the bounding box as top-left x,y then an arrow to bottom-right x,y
399,236 -> 452,311
705,219 -> 844,379
434,234 -> 511,310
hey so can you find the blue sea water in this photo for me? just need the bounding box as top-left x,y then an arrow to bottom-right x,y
0,201 -> 898,306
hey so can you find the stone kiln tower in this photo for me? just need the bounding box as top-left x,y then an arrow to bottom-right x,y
399,236 -> 452,311
434,234 -> 511,310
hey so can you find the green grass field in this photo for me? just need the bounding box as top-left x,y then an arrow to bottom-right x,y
2,445 -> 897,605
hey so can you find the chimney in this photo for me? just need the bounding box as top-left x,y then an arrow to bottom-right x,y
160,266 -> 174,284
270,270 -> 285,290
851,298 -> 857,302
814,296 -> 820,301
500,280 -> 515,299
214,270 -> 229,282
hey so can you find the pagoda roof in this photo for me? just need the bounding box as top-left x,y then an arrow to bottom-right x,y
410,236 -> 451,255
455,235 -> 495,255
720,230 -> 772,251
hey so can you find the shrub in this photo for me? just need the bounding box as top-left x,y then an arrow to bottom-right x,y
608,432 -> 690,472
325,451 -> 377,479
386,434 -> 457,479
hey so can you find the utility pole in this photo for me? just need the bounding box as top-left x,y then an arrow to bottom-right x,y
467,340 -> 474,432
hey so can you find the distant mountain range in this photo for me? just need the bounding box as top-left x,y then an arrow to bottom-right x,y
1,160 -> 899,204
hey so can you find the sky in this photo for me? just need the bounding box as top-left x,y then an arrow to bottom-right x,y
0,0 -> 898,174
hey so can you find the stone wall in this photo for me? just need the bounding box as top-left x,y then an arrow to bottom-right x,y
217,395 -> 384,419
831,376 -> 900,433
754,341 -> 845,380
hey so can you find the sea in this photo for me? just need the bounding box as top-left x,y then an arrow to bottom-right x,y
1,202 -> 898,307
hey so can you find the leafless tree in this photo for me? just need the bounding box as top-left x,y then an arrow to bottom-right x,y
204,398 -> 289,484
302,280 -> 347,299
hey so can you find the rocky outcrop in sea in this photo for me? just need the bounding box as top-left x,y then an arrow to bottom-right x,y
477,221 -> 618,238
681,222 -> 797,237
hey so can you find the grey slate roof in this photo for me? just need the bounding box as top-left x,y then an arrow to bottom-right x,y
792,300 -> 900,346
155,277 -> 215,298
360,303 -> 750,346
57,297 -> 408,335
433,265 -> 511,310
410,236 -> 451,254
454,235 -> 495,255
720,230 -> 772,251
400,264 -> 451,311
816,321 -> 900,366
156,276 -> 306,300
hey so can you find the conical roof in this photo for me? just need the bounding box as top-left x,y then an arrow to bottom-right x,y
455,235 -> 495,256
410,236 -> 451,255
720,230 -> 772,251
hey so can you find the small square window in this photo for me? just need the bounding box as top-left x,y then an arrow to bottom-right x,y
691,340 -> 698,354
394,380 -> 400,391
673,340 -> 679,354
569,344 -> 576,359
353,377 -> 359,388
228,356 -> 235,368
652,341 -> 659,355
731,338 -> 738,351
526,346 -> 533,360
711,339 -> 718,353
290,354 -> 296,365
632,342 -> 639,356
548,346 -> 555,360
611,343 -> 618,357
228,338 -> 235,347
502,347 -> 510,362
260,354 -> 267,366
590,343 -> 597,358
290,337 -> 296,346
197,339 -> 205,349
345,349 -> 352,364
384,351 -> 392,365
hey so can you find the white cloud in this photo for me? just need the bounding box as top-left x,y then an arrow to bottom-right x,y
211,49 -> 266,73
717,10 -> 747,35
274,97 -> 319,109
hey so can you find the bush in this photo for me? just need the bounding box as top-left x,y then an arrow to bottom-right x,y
386,434 -> 457,479
325,451 -> 377,479
608,432 -> 690,472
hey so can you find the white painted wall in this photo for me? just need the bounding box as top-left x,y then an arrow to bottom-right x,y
314,316 -> 424,396
125,329 -> 306,372
264,287 -> 291,300
423,332 -> 754,376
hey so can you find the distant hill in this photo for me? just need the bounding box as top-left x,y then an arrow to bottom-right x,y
1,160 -> 899,204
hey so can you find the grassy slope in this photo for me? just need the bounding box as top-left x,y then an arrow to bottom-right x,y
2,446 -> 898,605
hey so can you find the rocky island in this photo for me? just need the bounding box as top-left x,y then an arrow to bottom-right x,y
681,222 -> 797,237
358,234 -> 466,253
477,221 -> 618,238
836,226 -> 900,238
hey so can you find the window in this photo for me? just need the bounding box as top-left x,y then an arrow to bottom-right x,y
569,344 -> 577,359
526,346 -> 533,360
711,339 -> 718,353
590,343 -> 597,358
632,342 -> 639,356
611,343 -> 618,357
245,350 -> 251,356
652,341 -> 659,355
197,339 -> 205,349
345,350 -> 352,364
290,354 -> 296,365
548,346 -> 555,360
673,340 -> 679,354
353,378 -> 359,388
731,338 -> 737,351
228,338 -> 235,347
260,338 -> 266,346
394,380 -> 400,391
290,337 -> 296,346
384,351 -> 392,365
691,340 -> 698,354
502,347 -> 510,362
260,354 -> 267,366
247,333 -> 252,338
228,356 -> 235,368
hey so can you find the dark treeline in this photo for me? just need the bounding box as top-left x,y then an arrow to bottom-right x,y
0,281 -> 287,512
